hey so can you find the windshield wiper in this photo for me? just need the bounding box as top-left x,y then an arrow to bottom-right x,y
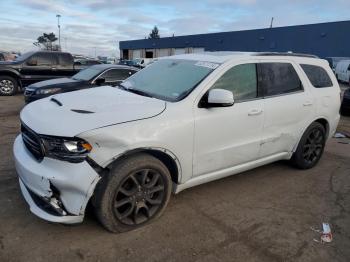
118,84 -> 153,98
117,83 -> 128,90
127,88 -> 154,98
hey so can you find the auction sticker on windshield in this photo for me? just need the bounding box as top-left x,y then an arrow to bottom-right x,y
195,61 -> 219,69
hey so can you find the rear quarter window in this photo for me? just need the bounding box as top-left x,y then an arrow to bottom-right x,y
58,53 -> 73,66
301,64 -> 333,88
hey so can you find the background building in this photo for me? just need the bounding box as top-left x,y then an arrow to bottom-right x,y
119,20 -> 350,59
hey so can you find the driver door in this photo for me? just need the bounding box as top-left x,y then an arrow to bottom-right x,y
193,63 -> 264,177
21,52 -> 55,86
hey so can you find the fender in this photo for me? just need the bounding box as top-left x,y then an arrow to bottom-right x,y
103,146 -> 183,185
0,68 -> 21,77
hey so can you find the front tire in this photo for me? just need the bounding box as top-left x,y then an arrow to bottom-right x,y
291,122 -> 326,169
0,76 -> 18,96
93,153 -> 172,233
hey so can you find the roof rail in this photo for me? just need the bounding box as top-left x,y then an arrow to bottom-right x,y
254,52 -> 319,58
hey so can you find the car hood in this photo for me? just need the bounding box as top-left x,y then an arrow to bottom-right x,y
20,86 -> 166,137
27,77 -> 83,89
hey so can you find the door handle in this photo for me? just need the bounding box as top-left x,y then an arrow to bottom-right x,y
303,101 -> 313,106
248,108 -> 263,116
52,67 -> 57,70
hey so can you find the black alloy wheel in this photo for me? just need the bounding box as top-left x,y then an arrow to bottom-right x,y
302,128 -> 324,164
94,153 -> 172,233
114,169 -> 165,225
291,122 -> 326,169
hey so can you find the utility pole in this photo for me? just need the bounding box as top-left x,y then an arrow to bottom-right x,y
270,17 -> 274,29
56,14 -> 61,50
94,47 -> 97,58
64,37 -> 67,51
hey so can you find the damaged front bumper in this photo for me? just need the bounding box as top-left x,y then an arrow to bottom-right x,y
13,135 -> 101,224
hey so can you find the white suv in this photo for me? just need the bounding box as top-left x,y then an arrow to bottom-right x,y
14,52 -> 340,232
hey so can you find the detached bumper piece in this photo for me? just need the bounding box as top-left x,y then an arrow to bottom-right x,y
19,178 -> 84,224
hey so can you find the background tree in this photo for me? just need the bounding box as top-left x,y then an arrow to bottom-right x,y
33,33 -> 58,50
148,26 -> 160,39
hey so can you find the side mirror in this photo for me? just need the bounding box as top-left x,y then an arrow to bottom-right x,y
204,89 -> 234,107
95,78 -> 105,85
27,59 -> 37,66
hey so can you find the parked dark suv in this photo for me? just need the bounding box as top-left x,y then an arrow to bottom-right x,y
24,64 -> 138,103
0,51 -> 82,96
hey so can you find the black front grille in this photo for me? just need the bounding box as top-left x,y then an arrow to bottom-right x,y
21,124 -> 44,161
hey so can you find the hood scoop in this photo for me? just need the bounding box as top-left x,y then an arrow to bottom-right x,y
71,109 -> 95,114
50,97 -> 63,106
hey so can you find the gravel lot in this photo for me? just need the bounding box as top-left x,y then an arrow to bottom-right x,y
0,85 -> 349,262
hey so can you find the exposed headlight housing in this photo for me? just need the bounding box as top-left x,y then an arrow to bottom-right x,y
36,88 -> 61,95
41,136 -> 92,163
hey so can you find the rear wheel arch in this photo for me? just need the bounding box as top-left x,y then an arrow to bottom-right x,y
314,118 -> 329,138
293,118 -> 330,153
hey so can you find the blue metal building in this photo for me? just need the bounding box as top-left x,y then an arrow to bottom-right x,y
119,20 -> 350,59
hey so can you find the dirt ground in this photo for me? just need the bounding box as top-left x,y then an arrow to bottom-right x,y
0,87 -> 349,262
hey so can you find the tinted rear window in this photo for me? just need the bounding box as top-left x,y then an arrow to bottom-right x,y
258,63 -> 303,96
301,64 -> 332,88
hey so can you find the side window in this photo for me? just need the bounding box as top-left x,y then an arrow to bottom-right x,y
58,53 -> 73,66
88,61 -> 97,65
101,69 -> 132,82
258,63 -> 302,96
29,53 -> 53,66
211,63 -> 257,101
300,64 -> 333,88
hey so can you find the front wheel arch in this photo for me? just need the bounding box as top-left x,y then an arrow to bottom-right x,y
106,148 -> 181,185
0,71 -> 21,89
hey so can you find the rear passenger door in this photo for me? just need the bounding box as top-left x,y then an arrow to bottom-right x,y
54,53 -> 75,77
258,62 -> 314,157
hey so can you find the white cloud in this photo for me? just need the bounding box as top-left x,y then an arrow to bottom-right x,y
0,0 -> 349,56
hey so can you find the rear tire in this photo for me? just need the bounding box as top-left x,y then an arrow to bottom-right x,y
0,76 -> 17,96
93,153 -> 172,233
291,122 -> 326,169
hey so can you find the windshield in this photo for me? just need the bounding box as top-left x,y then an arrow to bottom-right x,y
72,66 -> 103,81
122,59 -> 218,101
14,51 -> 35,62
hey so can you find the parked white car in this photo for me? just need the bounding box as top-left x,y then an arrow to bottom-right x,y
14,52 -> 341,232
335,59 -> 350,83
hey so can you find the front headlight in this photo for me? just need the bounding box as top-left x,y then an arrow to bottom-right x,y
36,88 -> 61,95
41,136 -> 92,163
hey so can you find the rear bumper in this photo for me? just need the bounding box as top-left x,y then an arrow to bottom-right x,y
14,135 -> 101,224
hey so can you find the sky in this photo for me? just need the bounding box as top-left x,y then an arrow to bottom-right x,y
0,0 -> 349,57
